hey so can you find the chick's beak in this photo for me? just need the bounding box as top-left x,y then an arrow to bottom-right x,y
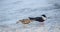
16,21 -> 19,24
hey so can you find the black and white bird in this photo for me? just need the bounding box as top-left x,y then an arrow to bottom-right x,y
29,14 -> 47,22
